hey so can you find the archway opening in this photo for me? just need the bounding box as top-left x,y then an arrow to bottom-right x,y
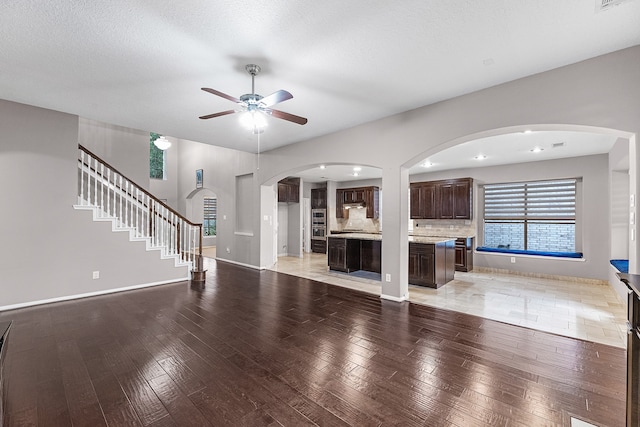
186,187 -> 218,259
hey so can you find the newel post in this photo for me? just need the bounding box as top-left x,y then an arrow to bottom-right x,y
190,224 -> 207,283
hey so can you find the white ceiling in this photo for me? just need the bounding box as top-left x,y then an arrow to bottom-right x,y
295,131 -> 620,183
1,0 -> 638,159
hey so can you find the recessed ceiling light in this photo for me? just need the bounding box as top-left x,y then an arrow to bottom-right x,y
319,165 -> 326,169
523,130 -> 533,134
422,161 -> 433,168
352,172 -> 359,177
474,154 -> 487,160
530,147 -> 544,153
353,166 -> 362,172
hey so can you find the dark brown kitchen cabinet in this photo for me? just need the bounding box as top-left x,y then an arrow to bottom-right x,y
311,187 -> 327,209
408,240 -> 455,288
311,239 -> 326,254
328,236 -> 381,274
410,178 -> 472,220
360,240 -> 382,273
327,237 -> 362,273
335,189 -> 344,217
408,242 -> 435,286
336,186 -> 379,219
410,182 -> 436,219
454,237 -> 474,272
278,177 -> 300,203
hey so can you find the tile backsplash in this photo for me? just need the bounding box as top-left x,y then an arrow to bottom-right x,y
334,208 -> 380,233
331,210 -> 476,237
411,219 -> 476,237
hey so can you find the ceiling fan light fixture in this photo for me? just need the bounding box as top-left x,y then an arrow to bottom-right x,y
199,64 -> 308,128
239,110 -> 268,132
154,136 -> 171,150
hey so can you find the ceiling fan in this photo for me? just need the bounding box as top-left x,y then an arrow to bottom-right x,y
199,64 -> 308,130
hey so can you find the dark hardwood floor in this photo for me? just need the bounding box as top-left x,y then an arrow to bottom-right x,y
0,259 -> 626,426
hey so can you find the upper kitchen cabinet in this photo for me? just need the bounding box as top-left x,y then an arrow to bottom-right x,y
336,186 -> 379,219
278,177 -> 300,203
410,178 -> 473,220
311,187 -> 327,209
410,181 -> 436,219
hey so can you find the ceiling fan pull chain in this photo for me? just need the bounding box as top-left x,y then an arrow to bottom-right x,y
257,128 -> 261,170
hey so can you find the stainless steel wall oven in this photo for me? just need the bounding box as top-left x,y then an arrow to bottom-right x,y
311,209 -> 326,241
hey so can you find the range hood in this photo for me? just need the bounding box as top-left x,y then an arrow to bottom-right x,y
343,202 -> 366,209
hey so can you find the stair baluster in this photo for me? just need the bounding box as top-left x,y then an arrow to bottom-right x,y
77,145 -> 205,282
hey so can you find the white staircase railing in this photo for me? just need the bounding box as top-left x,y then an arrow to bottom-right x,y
77,145 -> 205,278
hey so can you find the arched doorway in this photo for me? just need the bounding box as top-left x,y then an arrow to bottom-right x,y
186,187 -> 218,258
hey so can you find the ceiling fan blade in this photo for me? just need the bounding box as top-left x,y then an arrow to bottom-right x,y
199,110 -> 237,120
269,109 -> 308,125
259,90 -> 293,107
201,87 -> 241,104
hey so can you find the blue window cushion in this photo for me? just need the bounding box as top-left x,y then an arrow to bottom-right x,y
610,259 -> 629,273
476,246 -> 583,259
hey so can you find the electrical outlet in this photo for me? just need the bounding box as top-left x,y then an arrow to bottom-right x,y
385,274 -> 391,282
92,271 -> 100,279
510,257 -> 516,263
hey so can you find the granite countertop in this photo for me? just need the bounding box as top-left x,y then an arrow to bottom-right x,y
409,235 -> 456,244
328,233 -> 382,241
328,233 -> 455,244
410,233 -> 476,239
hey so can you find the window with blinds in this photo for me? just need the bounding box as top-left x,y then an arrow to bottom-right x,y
482,178 -> 578,252
204,197 -> 217,236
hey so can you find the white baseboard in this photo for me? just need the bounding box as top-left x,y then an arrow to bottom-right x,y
215,257 -> 264,270
380,293 -> 408,302
0,277 -> 189,312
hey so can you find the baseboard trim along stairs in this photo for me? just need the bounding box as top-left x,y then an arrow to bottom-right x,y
74,203 -> 191,268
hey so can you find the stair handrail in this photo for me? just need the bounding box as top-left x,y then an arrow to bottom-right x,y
77,144 -> 205,280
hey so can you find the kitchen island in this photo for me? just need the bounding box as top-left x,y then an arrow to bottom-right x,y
327,233 -> 381,274
408,236 -> 456,288
327,233 -> 456,288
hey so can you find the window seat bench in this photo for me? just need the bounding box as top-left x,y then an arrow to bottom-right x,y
610,259 -> 629,273
476,246 -> 583,259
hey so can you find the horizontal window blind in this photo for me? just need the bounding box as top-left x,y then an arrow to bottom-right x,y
484,179 -> 576,222
204,197 -> 217,219
204,197 -> 217,236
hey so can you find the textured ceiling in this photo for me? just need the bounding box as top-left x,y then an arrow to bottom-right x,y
1,0 -> 639,154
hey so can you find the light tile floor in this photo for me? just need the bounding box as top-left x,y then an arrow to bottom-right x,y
269,253 -> 628,349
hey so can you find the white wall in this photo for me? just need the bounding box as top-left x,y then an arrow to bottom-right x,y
0,100 -> 186,309
78,118 -> 151,191
277,203 -> 289,256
